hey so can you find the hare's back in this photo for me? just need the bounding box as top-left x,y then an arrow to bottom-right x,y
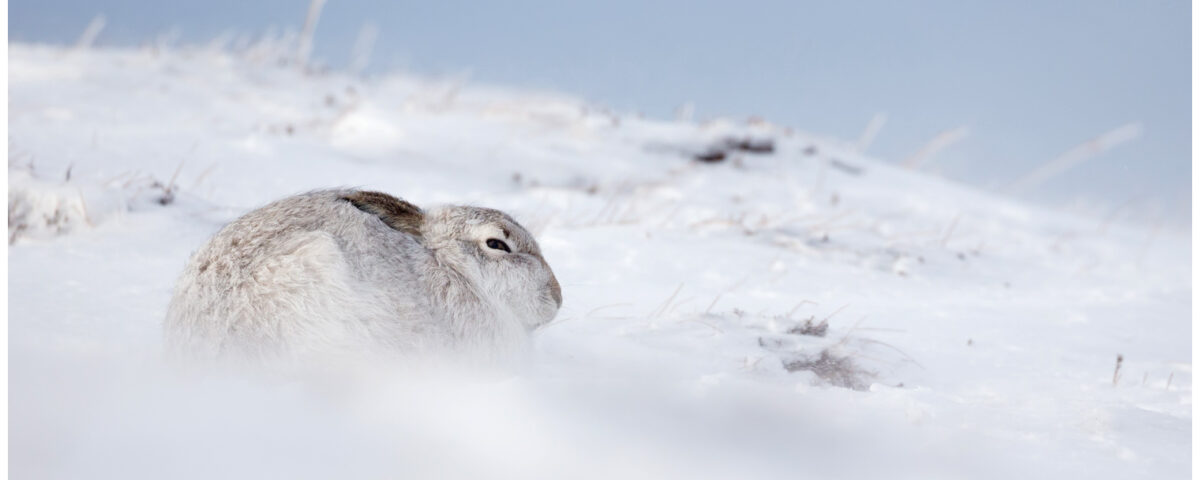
165,191 -> 398,358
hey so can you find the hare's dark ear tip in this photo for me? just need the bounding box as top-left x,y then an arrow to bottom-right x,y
342,190 -> 425,236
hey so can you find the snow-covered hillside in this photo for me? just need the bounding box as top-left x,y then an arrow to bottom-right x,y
8,43 -> 1191,479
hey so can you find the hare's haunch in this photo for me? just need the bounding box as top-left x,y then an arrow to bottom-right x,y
164,189 -> 561,363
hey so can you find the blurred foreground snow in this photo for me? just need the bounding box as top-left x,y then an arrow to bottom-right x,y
8,43 -> 1191,479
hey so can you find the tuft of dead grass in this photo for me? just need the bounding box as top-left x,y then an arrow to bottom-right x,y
783,349 -> 874,391
786,316 -> 829,337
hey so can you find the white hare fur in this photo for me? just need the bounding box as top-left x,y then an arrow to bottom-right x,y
164,189 -> 561,365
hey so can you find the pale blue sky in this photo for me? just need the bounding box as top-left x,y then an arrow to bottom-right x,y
11,0 -> 1192,223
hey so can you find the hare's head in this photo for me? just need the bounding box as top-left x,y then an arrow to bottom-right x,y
342,191 -> 561,329
420,205 -> 562,329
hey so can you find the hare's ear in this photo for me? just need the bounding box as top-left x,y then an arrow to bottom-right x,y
342,191 -> 425,237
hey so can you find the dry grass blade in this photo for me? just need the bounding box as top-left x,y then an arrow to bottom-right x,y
648,283 -> 685,318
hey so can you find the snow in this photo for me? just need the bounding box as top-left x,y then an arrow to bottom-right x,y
8,43 -> 1191,479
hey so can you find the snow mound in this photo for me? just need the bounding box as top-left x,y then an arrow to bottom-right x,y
8,167 -> 98,243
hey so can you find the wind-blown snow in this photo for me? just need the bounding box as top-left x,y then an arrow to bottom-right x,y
8,43 -> 1191,479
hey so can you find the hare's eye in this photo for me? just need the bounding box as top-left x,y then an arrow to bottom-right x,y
485,238 -> 512,253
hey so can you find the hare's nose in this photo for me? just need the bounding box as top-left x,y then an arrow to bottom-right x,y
548,274 -> 562,309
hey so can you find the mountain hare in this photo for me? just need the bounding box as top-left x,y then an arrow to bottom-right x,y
164,189 -> 561,365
